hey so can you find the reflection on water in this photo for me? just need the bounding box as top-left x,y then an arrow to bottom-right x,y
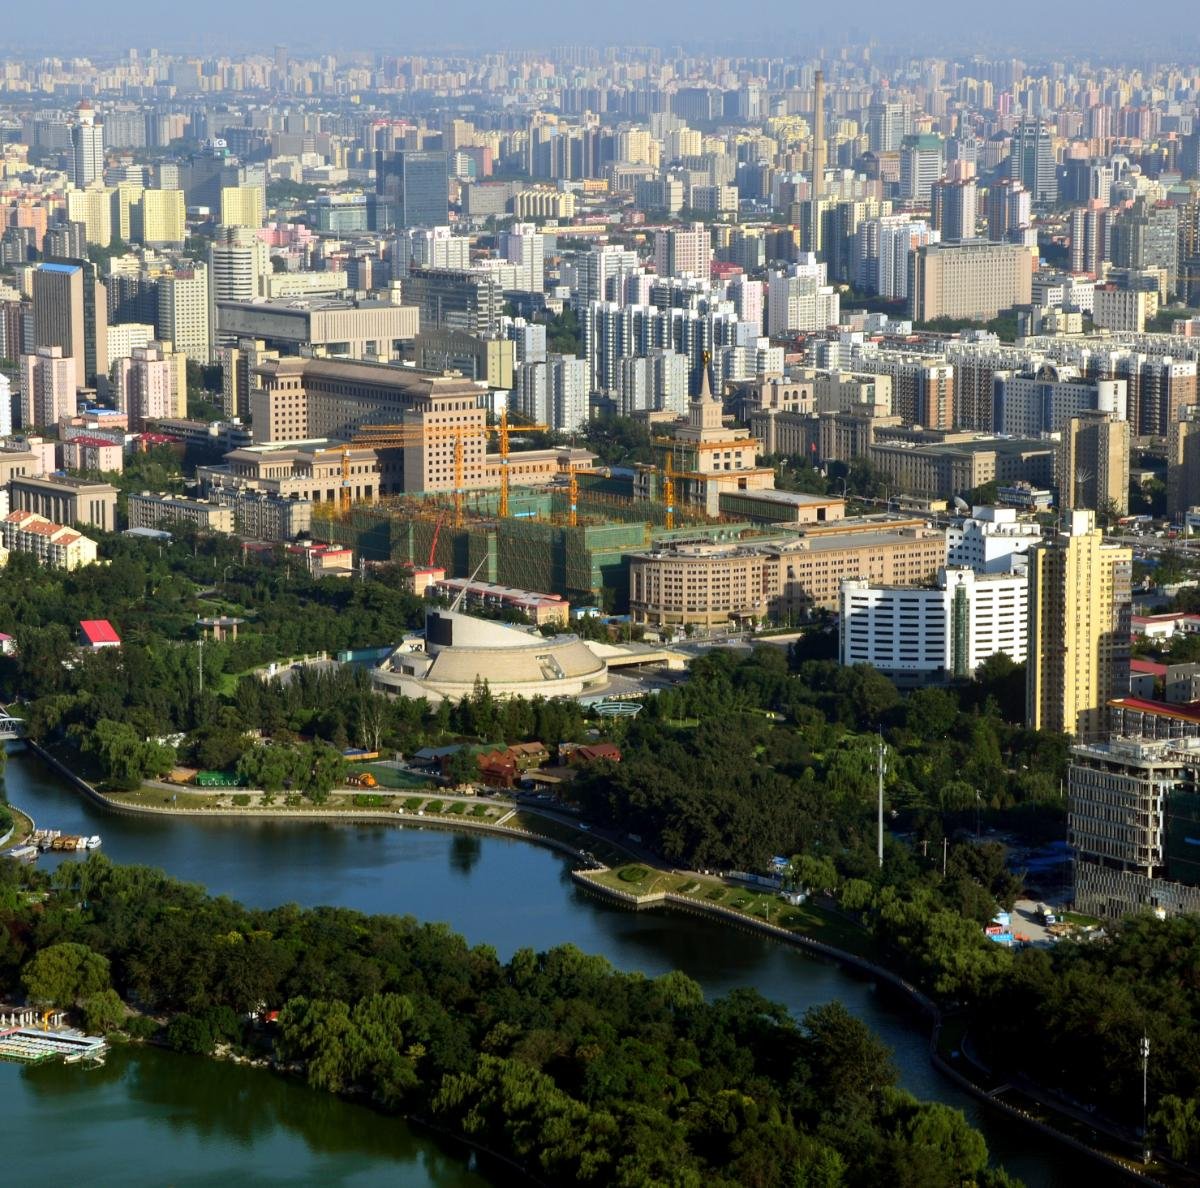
5,746 -> 1111,1187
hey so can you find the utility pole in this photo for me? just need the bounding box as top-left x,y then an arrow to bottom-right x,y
197,636 -> 204,694
877,732 -> 886,869
1141,1035 -> 1151,1166
942,836 -> 948,877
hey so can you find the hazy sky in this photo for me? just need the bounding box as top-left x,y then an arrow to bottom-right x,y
7,0 -> 1200,57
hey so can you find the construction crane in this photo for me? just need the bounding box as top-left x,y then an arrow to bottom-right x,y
346,411 -> 547,528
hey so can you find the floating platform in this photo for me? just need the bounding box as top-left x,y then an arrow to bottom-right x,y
0,1027 -> 107,1065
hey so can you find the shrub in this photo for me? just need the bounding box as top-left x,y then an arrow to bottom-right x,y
618,866 -> 648,883
447,801 -> 466,814
166,1013 -> 215,1055
122,1014 -> 160,1041
425,800 -> 444,813
353,793 -> 387,808
232,793 -> 251,807
403,798 -> 423,811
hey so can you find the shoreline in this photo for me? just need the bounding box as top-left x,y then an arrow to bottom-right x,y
20,738 -> 1168,1185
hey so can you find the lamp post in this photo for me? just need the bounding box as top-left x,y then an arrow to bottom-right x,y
1141,1035 -> 1151,1166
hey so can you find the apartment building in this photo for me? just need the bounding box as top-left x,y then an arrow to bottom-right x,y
0,509 -> 97,569
1026,509 -> 1131,740
127,493 -> 236,533
908,240 -> 1034,322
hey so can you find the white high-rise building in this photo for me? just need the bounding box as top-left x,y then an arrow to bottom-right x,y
71,102 -> 104,189
572,245 -> 641,311
0,374 -> 12,438
854,215 -> 939,299
209,227 -> 270,353
21,346 -> 76,429
653,222 -> 712,279
766,259 -> 840,335
514,354 -> 589,432
615,350 -> 689,416
726,277 -> 764,335
945,506 -> 1043,574
839,565 -> 1028,682
393,226 -> 471,277
115,343 -> 173,431
499,224 -> 545,293
157,265 -> 211,365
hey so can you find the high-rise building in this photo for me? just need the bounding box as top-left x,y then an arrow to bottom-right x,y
71,102 -> 104,190
898,134 -> 944,203
1168,404 -> 1200,518
930,178 -> 977,241
908,240 -> 1034,322
513,353 -> 590,432
1026,509 -> 1131,740
32,260 -> 108,388
209,227 -> 270,352
1056,410 -> 1131,517
401,267 -> 505,338
1069,204 -> 1111,276
498,223 -> 546,292
867,101 -> 911,153
20,345 -> 76,428
1009,120 -> 1058,207
653,222 -> 712,279
572,244 -> 641,311
766,261 -> 840,335
65,184 -> 114,247
140,188 -> 186,247
1111,197 -> 1180,295
219,185 -> 266,230
375,150 -> 450,229
157,265 -> 211,365
1068,736 -> 1200,918
115,343 -> 174,430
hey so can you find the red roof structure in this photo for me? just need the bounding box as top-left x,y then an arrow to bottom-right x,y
79,619 -> 121,647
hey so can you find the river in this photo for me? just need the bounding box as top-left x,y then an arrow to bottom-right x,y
3,748 -> 1111,1187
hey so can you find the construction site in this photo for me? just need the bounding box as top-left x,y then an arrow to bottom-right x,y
313,477 -> 755,611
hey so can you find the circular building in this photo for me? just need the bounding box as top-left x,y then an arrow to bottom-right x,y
372,608 -> 608,703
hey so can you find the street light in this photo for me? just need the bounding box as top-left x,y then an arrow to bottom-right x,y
223,564 -> 234,584
974,790 -> 982,839
1141,1035 -> 1151,1166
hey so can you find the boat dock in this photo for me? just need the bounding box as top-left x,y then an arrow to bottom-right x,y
0,1026 -> 107,1065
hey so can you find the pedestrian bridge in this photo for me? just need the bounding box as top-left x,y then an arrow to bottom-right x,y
0,707 -> 24,740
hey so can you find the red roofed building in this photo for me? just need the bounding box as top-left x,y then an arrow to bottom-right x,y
79,619 -> 121,649
1108,696 -> 1200,740
61,436 -> 124,475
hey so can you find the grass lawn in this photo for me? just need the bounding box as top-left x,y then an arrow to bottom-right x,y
118,787 -> 216,810
1061,911 -> 1103,928
5,805 -> 34,846
361,764 -> 431,790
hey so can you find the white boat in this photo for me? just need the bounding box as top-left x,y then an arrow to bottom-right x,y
85,836 -> 102,849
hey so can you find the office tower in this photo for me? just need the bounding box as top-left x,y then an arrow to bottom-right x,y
898,134 -> 944,203
32,260 -> 107,388
219,185 -> 266,229
930,178 -> 977,241
140,189 -> 186,247
506,318 -> 547,365
42,221 -> 87,260
1056,410 -> 1130,517
157,265 -> 210,364
499,223 -> 545,292
727,278 -> 764,335
0,374 -> 10,438
908,240 -> 1034,322
375,150 -> 450,228
401,267 -> 504,337
20,345 -> 76,428
217,338 -> 279,419
1026,509 -> 1131,740
868,101 -> 910,153
209,226 -> 269,351
812,69 -> 826,205
71,102 -> 104,189
114,343 -> 173,430
1009,119 -> 1057,207
653,222 -> 712,279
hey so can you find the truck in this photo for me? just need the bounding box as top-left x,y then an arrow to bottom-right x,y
1037,902 -> 1057,926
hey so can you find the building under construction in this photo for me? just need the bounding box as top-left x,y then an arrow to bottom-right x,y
316,487 -> 752,610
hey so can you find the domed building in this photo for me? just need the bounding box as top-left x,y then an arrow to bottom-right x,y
371,607 -> 609,703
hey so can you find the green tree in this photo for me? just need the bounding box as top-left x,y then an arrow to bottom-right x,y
22,942 -> 111,1008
